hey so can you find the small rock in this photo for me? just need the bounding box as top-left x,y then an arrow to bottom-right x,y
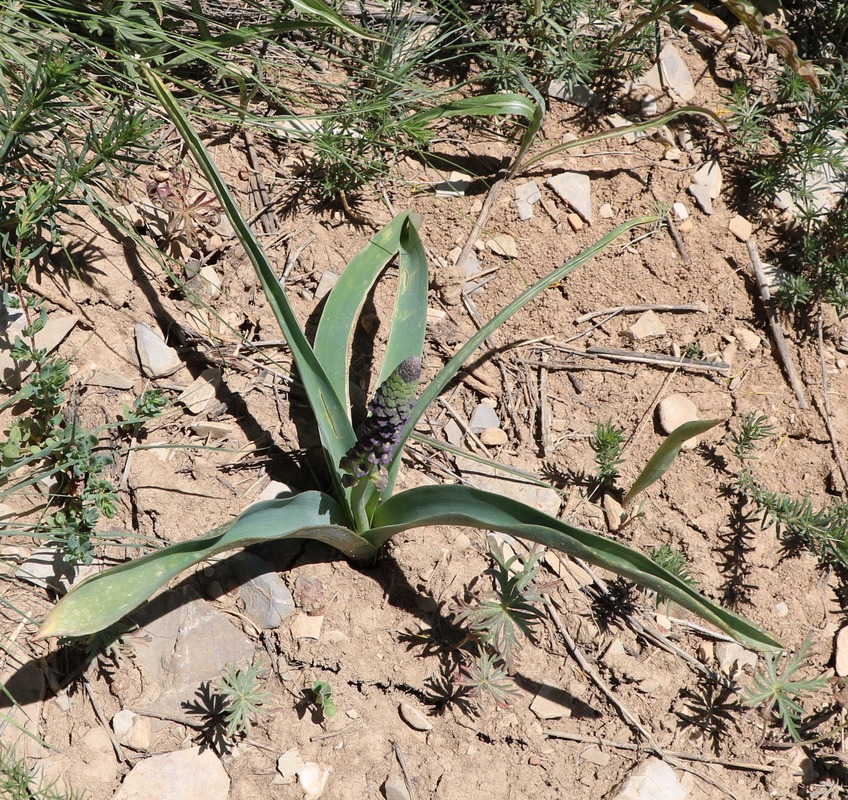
195,265 -> 221,298
0,315 -> 78,389
599,203 -> 614,219
314,271 -> 339,301
290,613 -> 324,639
715,642 -> 758,675
399,702 -> 432,731
607,113 -> 642,145
774,601 -> 789,618
566,213 -> 584,231
233,552 -> 295,630
640,94 -> 658,118
293,575 -> 325,615
684,5 -> 729,38
480,427 -> 508,446
603,494 -> 625,532
729,214 -> 753,241
515,181 -> 541,221
677,218 -> 694,233
836,627 -> 848,676
611,757 -> 688,800
135,322 -> 182,378
177,368 -> 221,415
656,395 -> 701,450
470,403 -> 500,432
637,678 -> 661,694
546,81 -> 596,107
733,327 -> 761,352
435,171 -> 473,197
582,747 -> 611,767
486,234 -> 518,259
530,685 -> 573,720
278,750 -> 305,780
190,421 -> 233,439
297,763 -> 332,800
687,183 -> 713,215
672,202 -> 689,222
626,310 -> 666,340
659,44 -> 696,102
678,129 -> 693,151
663,147 -> 682,162
112,747 -> 229,800
85,370 -> 135,390
722,342 -> 737,367
16,547 -> 76,591
692,160 -> 723,199
256,481 -> 294,502
112,709 -> 152,750
203,234 -> 223,254
697,642 -> 714,664
547,172 -> 593,223
383,774 -> 411,800
443,419 -> 462,447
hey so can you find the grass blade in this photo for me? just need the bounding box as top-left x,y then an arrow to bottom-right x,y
407,93 -> 536,126
37,492 -> 375,639
623,419 -> 722,507
369,485 -> 782,652
142,68 -> 355,499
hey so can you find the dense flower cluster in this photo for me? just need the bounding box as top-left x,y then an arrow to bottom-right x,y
339,357 -> 421,486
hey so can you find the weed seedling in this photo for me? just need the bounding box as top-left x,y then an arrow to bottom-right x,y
648,544 -> 696,610
216,661 -> 271,738
590,419 -> 625,488
744,635 -> 828,741
310,680 -> 338,718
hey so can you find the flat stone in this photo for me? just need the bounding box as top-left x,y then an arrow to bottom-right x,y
659,44 -> 695,102
189,421 -> 233,439
486,234 -> 518,259
256,481 -> 294,502
112,747 -> 229,800
470,403 -> 500,432
656,395 -> 701,450
177,367 -> 220,415
715,642 -> 758,675
567,213 -> 584,231
314,270 -> 339,301
277,749 -> 305,780
546,81 -> 596,108
774,601 -> 789,618
664,147 -> 683,162
85,370 -> 135,390
480,427 -> 508,447
290,613 -> 324,639
677,219 -> 694,233
599,203 -> 614,219
607,113 -> 642,145
672,202 -> 689,221
640,94 -> 658,118
435,171 -> 473,197
399,701 -> 432,731
16,547 -> 76,592
530,684 -> 573,720
233,552 -> 295,630
684,4 -> 729,38
733,326 -> 761,352
603,494 -> 625,532
135,323 -> 181,379
692,160 -> 723,199
111,710 -> 151,750
687,183 -> 712,215
383,774 -> 412,800
611,757 -> 688,800
0,316 -> 78,389
515,181 -> 541,220
297,763 -> 332,800
547,172 -> 593,223
443,418 -> 462,447
626,310 -> 666,340
729,214 -> 753,241
196,265 -> 221,298
835,627 -> 848,676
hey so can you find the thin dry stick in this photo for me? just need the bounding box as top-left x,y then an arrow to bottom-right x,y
665,213 -> 692,265
242,130 -> 278,235
575,301 -> 707,324
392,740 -> 415,800
539,353 -> 553,456
815,297 -> 848,495
543,729 -> 774,773
82,675 -> 126,763
543,597 -> 663,753
747,239 -> 808,409
453,163 -> 510,274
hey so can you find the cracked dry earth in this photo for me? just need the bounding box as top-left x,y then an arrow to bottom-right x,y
3,21 -> 848,800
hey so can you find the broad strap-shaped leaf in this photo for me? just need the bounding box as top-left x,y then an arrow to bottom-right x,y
142,68 -> 355,501
37,492 -> 375,639
312,212 -> 425,413
368,485 -> 782,652
623,419 -> 722,507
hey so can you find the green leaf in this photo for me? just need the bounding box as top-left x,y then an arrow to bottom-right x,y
290,0 -> 381,39
368,485 -> 782,652
407,93 -> 537,127
623,419 -> 723,507
142,68 -> 355,501
312,212 -> 419,413
37,492 -> 375,639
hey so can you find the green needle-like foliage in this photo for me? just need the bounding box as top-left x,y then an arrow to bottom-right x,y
217,662 -> 271,739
